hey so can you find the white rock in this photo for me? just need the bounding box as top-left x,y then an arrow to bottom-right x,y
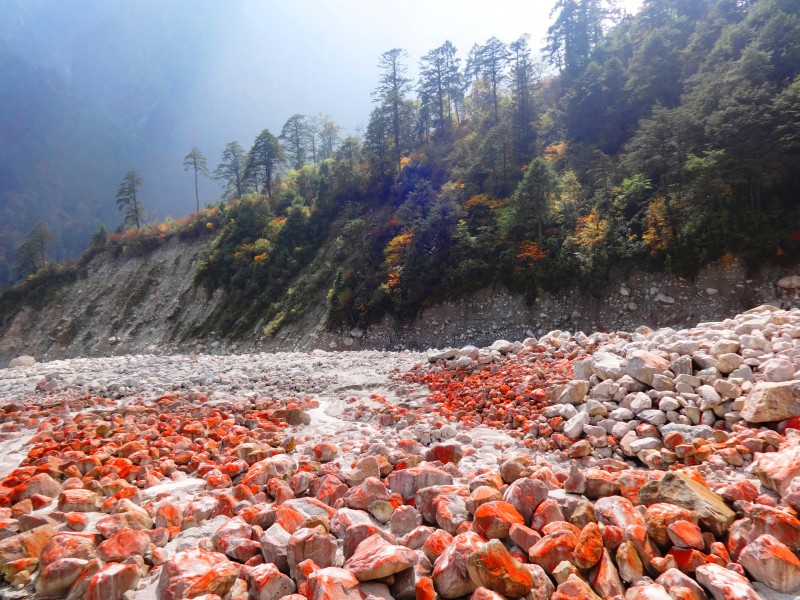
8,355 -> 36,368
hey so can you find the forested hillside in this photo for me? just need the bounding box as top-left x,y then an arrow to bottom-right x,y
5,0 -> 800,339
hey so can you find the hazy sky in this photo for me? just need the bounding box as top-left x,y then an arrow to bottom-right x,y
182,0 -> 644,146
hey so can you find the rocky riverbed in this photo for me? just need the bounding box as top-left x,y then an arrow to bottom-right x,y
0,306 -> 799,599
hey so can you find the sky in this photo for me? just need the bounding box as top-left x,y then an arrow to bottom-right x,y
183,0 -> 644,143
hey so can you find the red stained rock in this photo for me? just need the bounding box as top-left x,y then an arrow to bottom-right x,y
466,486 -> 503,515
695,563 -> 761,600
739,533 -> 800,594
287,526 -> 337,575
245,562 -> 297,599
551,574 -> 602,600
274,498 -> 336,534
589,548 -> 625,599
645,503 -> 699,547
624,583 -> 673,600
668,520 -> 705,551
344,533 -> 417,581
343,477 -> 389,511
35,557 -> 89,598
307,567 -> 364,600
422,528 -> 454,563
56,489 -> 100,512
97,527 -> 150,562
509,523 -> 541,553
574,522 -> 604,569
466,538 -> 533,598
470,587 -> 507,600
152,502 -> 181,530
241,455 -> 297,488
432,531 -> 485,599
528,530 -> 578,574
156,548 -> 232,600
595,496 -> 645,531
471,501 -> 524,540
10,473 -> 61,504
655,567 -> 709,600
617,539 -> 644,583
531,498 -> 565,532
387,465 -> 454,500
84,562 -> 142,600
312,443 -> 338,463
747,504 -> 800,553
0,524 -> 56,563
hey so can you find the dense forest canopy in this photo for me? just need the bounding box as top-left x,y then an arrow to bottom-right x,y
3,0 -> 800,339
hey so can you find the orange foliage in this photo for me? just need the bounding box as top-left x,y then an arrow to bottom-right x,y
544,141 -> 568,165
386,270 -> 401,288
253,252 -> 268,263
516,240 -> 546,265
465,194 -> 504,210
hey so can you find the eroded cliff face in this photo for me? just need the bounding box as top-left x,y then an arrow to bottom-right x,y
0,235 -> 797,364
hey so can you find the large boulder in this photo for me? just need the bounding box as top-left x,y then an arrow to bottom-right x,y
741,381 -> 800,423
638,473 -> 735,537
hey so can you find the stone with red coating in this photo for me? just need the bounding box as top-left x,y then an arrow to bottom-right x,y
466,539 -> 533,598
56,489 -> 100,512
84,562 -> 141,600
97,527 -> 151,562
306,566 -> 364,600
344,533 -> 417,581
595,496 -> 645,531
738,533 -> 800,594
156,548 -> 231,600
342,477 -> 389,511
695,563 -> 761,600
574,522 -> 604,569
287,526 -> 337,575
645,503 -> 699,547
387,465 -> 453,500
10,473 -> 61,504
432,531 -> 484,599
668,520 -> 705,551
655,567 -> 709,600
589,548 -> 625,599
422,528 -> 454,563
502,477 -> 548,524
528,530 -> 578,574
245,562 -> 296,599
471,501 -> 524,540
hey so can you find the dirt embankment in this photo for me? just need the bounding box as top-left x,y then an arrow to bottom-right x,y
0,235 -> 798,364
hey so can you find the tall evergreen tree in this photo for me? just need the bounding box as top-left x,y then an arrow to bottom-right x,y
418,41 -> 462,134
373,49 -> 413,174
545,0 -> 617,76
245,129 -> 284,198
14,220 -> 53,278
116,170 -> 145,230
214,141 -> 248,199
509,34 -> 538,160
467,37 -> 510,123
183,147 -> 210,213
279,114 -> 310,170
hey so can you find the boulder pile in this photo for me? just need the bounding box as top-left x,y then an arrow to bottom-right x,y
0,306 -> 796,599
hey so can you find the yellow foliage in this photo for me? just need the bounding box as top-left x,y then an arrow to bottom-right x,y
159,223 -> 169,233
574,209 -> 609,249
205,222 -> 214,229
399,156 -> 412,169
642,196 -> 676,254
267,216 -> 287,237
721,251 -> 737,270
384,232 -> 414,267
